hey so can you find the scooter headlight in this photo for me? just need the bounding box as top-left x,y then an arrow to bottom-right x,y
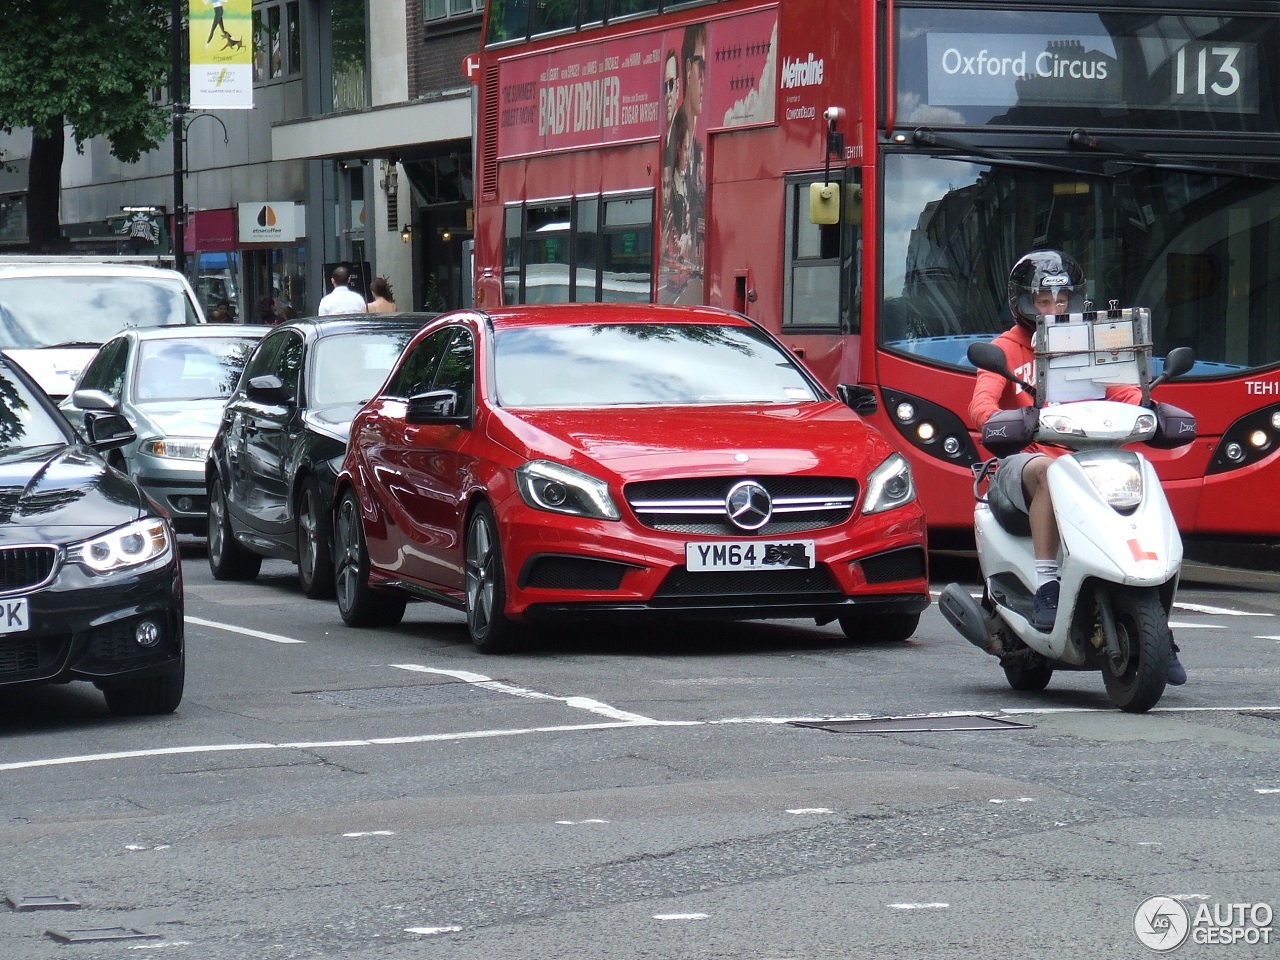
1077,451 -> 1143,510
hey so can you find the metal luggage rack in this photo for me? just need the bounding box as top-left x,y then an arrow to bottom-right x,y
1034,303 -> 1153,404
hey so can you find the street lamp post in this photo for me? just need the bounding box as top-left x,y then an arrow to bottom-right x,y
171,0 -> 185,274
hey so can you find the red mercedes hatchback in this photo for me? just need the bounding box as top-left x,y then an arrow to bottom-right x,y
333,304 -> 928,652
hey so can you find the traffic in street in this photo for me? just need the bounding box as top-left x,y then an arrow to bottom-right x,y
2,546 -> 1277,958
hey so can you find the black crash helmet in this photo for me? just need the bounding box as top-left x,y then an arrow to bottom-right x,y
1007,249 -> 1085,330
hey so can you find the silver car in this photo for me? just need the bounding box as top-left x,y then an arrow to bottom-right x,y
63,325 -> 272,534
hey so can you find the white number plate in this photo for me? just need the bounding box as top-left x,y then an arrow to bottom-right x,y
686,540 -> 815,572
0,597 -> 29,635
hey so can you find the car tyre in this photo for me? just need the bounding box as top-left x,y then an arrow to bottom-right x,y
297,475 -> 336,599
837,611 -> 920,643
102,667 -> 184,716
207,474 -> 261,581
465,501 -> 527,654
334,489 -> 406,628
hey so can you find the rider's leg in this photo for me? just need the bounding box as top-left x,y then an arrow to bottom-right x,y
1022,455 -> 1061,631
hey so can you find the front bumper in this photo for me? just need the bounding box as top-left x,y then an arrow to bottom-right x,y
132,454 -> 209,533
0,553 -> 184,690
500,493 -> 930,624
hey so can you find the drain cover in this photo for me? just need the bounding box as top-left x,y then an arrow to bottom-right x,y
46,927 -> 160,944
792,714 -> 1031,734
6,895 -> 80,911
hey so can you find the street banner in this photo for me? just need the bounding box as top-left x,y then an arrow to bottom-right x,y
189,0 -> 253,110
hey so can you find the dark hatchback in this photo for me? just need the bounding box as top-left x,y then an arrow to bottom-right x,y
205,314 -> 433,597
0,355 -> 183,715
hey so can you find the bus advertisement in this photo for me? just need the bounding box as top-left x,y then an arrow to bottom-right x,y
473,0 -> 1280,545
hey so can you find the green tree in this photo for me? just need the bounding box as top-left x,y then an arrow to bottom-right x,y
0,0 -> 172,250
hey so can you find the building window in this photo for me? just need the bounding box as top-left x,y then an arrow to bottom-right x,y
504,193 -> 653,304
782,173 -> 861,332
253,0 -> 302,82
425,0 -> 482,23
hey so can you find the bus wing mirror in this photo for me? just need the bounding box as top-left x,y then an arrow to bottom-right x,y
809,183 -> 841,225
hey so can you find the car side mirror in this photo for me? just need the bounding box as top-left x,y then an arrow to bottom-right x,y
84,411 -> 136,452
406,388 -> 468,426
72,388 -> 120,412
246,374 -> 293,405
836,383 -> 877,415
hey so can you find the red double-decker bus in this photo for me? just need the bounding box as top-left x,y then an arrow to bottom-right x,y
472,0 -> 1280,545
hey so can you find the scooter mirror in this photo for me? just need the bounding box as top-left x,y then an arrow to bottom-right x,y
1162,346 -> 1196,380
967,341 -> 1010,376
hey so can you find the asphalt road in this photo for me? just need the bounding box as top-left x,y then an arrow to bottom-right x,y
2,544 -> 1278,959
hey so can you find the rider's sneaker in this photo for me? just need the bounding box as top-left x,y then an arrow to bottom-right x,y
1031,579 -> 1060,632
1167,640 -> 1187,686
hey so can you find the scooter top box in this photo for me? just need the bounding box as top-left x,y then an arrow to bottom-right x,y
1034,306 -> 1154,404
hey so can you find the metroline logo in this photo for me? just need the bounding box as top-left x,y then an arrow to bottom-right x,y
780,54 -> 824,89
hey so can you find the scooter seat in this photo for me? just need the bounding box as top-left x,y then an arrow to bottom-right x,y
987,471 -> 1032,538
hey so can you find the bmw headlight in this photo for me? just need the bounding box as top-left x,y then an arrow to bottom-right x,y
515,460 -> 619,521
68,518 -> 173,572
1078,451 -> 1143,510
140,437 -> 210,461
862,453 -> 916,514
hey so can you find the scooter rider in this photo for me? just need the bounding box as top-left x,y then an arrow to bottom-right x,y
968,249 -> 1186,684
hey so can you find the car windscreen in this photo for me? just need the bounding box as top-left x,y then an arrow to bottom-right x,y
493,323 -> 822,407
0,275 -> 198,350
309,330 -> 418,406
0,365 -> 72,453
133,337 -> 260,402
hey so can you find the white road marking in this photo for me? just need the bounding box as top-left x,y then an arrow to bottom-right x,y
1173,601 -> 1271,616
556,819 -> 609,825
888,903 -> 949,910
1167,622 -> 1223,629
405,926 -> 461,935
185,616 -> 305,644
1257,788 -> 1280,795
390,664 -> 659,724
989,798 -> 1035,804
343,830 -> 395,837
654,913 -> 708,921
126,943 -> 192,950
786,808 -> 833,815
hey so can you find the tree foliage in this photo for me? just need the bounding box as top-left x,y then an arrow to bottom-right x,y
0,0 -> 173,247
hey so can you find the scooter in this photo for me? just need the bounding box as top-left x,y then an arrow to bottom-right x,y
939,309 -> 1197,713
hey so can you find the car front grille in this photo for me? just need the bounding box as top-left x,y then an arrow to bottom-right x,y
652,564 -> 841,602
0,635 -> 64,682
0,545 -> 58,593
625,476 -> 857,536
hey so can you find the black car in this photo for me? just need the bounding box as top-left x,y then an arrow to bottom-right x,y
0,355 -> 184,715
205,314 -> 432,597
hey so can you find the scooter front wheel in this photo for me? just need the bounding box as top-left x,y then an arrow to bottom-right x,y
1101,588 -> 1170,713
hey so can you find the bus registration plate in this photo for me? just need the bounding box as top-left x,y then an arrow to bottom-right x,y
0,597 -> 29,635
686,540 -> 815,572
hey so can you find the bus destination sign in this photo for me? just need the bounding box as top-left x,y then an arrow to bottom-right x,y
924,32 -> 1259,114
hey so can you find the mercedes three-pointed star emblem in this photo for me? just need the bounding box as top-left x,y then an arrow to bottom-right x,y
725,480 -> 772,531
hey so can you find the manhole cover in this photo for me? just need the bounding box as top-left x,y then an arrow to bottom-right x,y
306,683 -> 503,710
6,895 -> 80,912
792,714 -> 1032,734
46,928 -> 159,944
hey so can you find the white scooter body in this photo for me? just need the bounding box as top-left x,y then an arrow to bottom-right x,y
975,404 -> 1182,665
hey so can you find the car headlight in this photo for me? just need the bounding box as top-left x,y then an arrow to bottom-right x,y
862,452 -> 916,514
1078,451 -> 1142,510
515,460 -> 619,521
68,517 -> 173,573
140,437 -> 210,460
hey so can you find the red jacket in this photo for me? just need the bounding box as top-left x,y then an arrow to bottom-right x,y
969,324 -> 1142,455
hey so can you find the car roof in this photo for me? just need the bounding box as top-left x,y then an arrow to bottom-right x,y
129,324 -> 273,342
469,303 -> 754,330
0,262 -> 190,280
276,313 -> 439,337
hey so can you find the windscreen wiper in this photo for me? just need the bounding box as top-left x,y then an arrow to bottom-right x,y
1068,128 -> 1280,182
911,128 -> 1109,178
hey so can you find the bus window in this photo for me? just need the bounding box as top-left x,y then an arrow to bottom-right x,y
601,195 -> 654,302
574,197 -> 600,301
533,0 -> 578,35
486,0 -> 530,44
784,172 -> 860,332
